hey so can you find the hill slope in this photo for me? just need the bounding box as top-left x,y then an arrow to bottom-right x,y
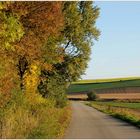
68,78 -> 140,93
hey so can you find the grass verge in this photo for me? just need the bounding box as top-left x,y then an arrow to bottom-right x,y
92,101 -> 140,109
28,102 -> 72,139
86,102 -> 140,128
0,93 -> 72,139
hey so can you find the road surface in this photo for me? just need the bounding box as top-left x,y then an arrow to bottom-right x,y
64,101 -> 140,139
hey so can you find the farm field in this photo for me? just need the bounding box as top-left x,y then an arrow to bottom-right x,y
72,77 -> 140,84
67,78 -> 140,100
67,93 -> 140,100
97,93 -> 140,100
68,78 -> 140,93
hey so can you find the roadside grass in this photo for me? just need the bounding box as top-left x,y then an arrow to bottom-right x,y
86,101 -> 140,128
0,93 -> 71,139
92,101 -> 140,109
68,78 -> 140,93
28,102 -> 72,139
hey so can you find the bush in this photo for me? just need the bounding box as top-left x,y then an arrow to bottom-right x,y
38,73 -> 68,108
0,90 -> 70,139
55,92 -> 67,108
87,91 -> 97,101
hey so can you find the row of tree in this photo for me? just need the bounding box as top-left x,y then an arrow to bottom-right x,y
0,1 -> 100,107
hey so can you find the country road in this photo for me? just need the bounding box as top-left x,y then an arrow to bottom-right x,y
64,101 -> 140,139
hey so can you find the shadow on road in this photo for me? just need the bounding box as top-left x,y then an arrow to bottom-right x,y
68,98 -> 87,101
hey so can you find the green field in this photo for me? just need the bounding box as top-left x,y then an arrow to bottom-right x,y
72,77 -> 140,84
67,77 -> 140,93
92,101 -> 140,109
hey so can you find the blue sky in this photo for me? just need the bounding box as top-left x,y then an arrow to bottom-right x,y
82,1 -> 140,79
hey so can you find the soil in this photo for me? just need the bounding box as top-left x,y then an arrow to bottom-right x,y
67,87 -> 140,100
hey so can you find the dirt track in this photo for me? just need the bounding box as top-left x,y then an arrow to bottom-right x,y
64,101 -> 140,139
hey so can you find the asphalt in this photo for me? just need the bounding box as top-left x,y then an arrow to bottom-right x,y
64,101 -> 140,139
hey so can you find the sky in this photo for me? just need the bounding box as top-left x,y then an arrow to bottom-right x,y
82,1 -> 140,80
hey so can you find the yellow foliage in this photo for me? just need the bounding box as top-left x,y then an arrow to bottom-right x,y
23,61 -> 41,104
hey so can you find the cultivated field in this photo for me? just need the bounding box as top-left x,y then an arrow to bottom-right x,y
67,77 -> 140,100
67,92 -> 140,100
72,77 -> 140,84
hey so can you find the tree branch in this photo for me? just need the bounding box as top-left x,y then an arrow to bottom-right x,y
64,40 -> 71,51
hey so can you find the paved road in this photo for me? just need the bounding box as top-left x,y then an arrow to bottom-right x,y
64,101 -> 140,139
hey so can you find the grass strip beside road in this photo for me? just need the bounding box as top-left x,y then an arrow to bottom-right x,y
86,102 -> 140,128
0,98 -> 72,139
92,101 -> 140,109
28,102 -> 72,139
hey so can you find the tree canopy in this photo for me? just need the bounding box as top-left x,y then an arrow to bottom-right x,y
0,1 -> 100,107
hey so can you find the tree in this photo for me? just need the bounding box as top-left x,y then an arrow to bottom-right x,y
87,91 -> 98,101
39,1 -> 100,101
0,2 -> 24,107
0,1 -> 100,107
10,2 -> 63,92
0,2 -> 65,104
60,1 -> 100,82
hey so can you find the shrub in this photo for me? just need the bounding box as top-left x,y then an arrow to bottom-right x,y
0,90 -> 70,139
87,91 -> 97,101
38,73 -> 68,108
55,92 -> 67,108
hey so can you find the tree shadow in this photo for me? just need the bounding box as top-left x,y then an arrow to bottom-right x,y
68,98 -> 87,101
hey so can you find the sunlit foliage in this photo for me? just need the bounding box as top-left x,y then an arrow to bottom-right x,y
39,2 -> 100,101
0,1 -> 100,138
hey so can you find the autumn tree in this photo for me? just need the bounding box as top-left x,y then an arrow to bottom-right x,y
0,2 -> 24,107
0,2 -> 65,105
0,1 -> 100,107
7,2 -> 64,100
39,1 -> 100,104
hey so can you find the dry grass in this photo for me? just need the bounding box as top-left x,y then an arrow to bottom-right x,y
0,94 -> 71,139
1,108 -> 38,138
88,102 -> 140,127
73,77 -> 140,84
98,93 -> 140,100
67,93 -> 140,100
28,103 -> 71,139
67,94 -> 87,100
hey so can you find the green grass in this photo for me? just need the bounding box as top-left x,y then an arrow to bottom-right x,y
73,77 -> 140,84
68,78 -> 140,93
92,101 -> 140,109
87,101 -> 140,128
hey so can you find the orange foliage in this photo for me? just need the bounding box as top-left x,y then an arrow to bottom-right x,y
0,51 -> 20,107
9,2 -> 64,61
0,2 -> 65,105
